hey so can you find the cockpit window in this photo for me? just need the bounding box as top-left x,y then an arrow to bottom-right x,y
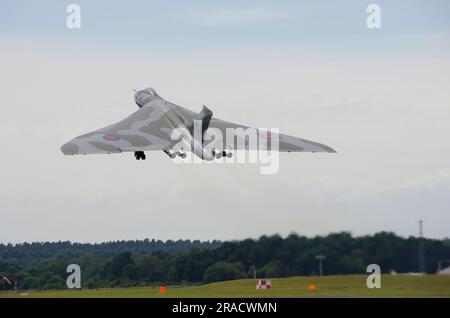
145,88 -> 157,96
135,88 -> 157,107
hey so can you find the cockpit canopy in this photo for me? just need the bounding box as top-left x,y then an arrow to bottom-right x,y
134,87 -> 159,108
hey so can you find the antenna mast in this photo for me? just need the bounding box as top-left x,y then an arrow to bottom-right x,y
418,220 -> 426,273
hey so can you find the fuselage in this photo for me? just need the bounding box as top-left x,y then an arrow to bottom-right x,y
134,87 -> 215,161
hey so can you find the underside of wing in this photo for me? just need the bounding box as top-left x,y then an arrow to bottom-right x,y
208,118 -> 336,153
61,104 -> 174,155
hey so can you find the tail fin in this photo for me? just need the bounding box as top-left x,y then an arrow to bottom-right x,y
189,105 -> 213,138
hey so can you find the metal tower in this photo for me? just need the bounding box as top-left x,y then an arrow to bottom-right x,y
418,220 -> 426,273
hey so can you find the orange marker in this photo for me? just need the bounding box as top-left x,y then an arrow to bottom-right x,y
307,284 -> 317,291
159,285 -> 166,293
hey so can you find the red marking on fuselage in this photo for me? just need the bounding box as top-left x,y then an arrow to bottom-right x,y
259,131 -> 272,140
103,134 -> 120,141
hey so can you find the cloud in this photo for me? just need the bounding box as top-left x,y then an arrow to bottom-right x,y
186,7 -> 286,27
400,168 -> 450,191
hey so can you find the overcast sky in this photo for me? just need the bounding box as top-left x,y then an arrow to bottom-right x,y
1,1 -> 449,243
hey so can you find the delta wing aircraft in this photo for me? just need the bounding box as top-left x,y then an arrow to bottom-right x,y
61,88 -> 336,160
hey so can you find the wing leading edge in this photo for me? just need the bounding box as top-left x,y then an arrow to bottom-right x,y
61,103 -> 174,155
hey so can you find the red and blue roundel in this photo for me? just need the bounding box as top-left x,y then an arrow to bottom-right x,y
259,131 -> 272,140
103,134 -> 120,141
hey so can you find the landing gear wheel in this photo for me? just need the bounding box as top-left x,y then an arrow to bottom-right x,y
134,151 -> 146,160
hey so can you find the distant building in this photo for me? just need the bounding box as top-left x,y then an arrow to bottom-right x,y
437,267 -> 450,275
437,260 -> 450,275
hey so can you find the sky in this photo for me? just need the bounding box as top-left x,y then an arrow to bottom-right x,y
0,1 -> 449,243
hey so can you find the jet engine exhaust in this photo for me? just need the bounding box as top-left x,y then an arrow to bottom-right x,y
222,150 -> 233,158
163,150 -> 176,159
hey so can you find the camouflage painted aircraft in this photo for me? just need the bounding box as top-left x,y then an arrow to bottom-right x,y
61,88 -> 336,161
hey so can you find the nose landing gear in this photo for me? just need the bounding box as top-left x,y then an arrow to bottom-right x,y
134,151 -> 146,160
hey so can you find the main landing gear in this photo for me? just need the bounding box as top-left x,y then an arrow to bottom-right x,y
134,151 -> 146,160
163,149 -> 186,159
211,149 -> 233,159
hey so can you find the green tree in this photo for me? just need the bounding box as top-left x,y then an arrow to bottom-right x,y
123,263 -> 140,281
259,260 -> 283,278
167,266 -> 179,282
102,252 -> 134,279
136,256 -> 163,281
203,262 -> 243,283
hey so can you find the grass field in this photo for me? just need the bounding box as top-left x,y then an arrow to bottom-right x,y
1,275 -> 450,298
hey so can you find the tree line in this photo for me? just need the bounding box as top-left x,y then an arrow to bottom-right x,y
0,239 -> 221,265
1,232 -> 449,290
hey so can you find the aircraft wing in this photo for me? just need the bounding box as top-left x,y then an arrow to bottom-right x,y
61,104 -> 174,155
207,118 -> 336,153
